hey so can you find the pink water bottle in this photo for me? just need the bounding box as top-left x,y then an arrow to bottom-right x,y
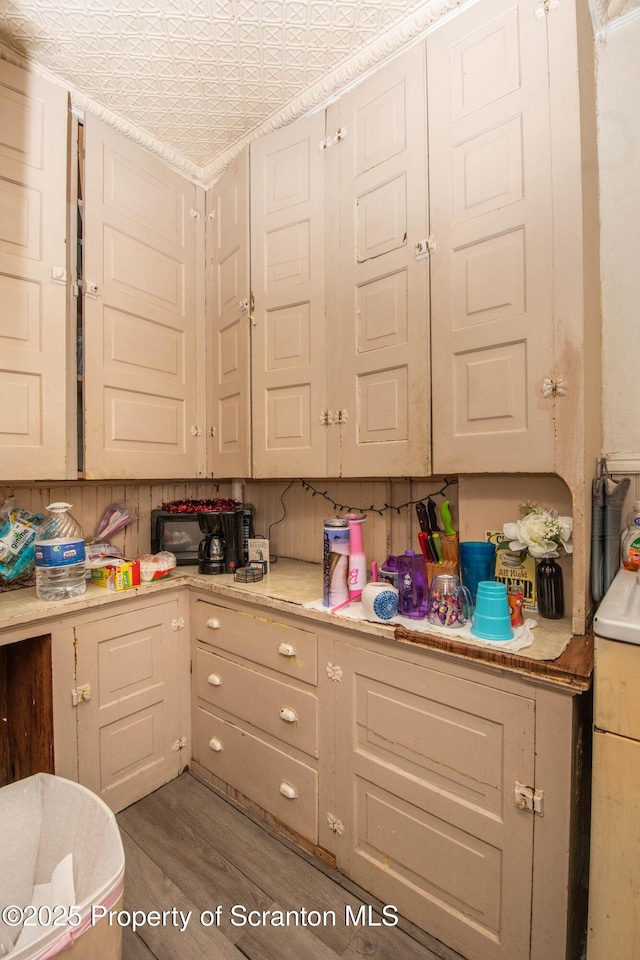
348,518 -> 366,599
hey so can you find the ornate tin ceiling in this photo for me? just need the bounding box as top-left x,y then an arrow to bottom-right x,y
0,0 -> 464,183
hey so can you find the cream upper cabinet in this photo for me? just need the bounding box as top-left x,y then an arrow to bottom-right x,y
427,0 -> 598,482
250,112 -> 328,479
250,45 -> 429,479
328,44 -> 430,478
206,148 -> 251,478
83,115 -> 205,480
0,61 -> 72,480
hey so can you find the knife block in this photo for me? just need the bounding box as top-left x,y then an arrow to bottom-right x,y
441,534 -> 459,564
426,559 -> 459,586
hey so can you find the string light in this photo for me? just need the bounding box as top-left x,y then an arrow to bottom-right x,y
297,478 -> 457,517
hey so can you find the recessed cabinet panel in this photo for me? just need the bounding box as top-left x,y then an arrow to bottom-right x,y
0,274 -> 40,347
266,222 -> 310,289
218,395 -> 241,452
104,148 -> 185,245
356,271 -> 408,351
449,8 -> 521,121
105,226 -> 185,314
105,306 -> 184,380
357,368 -> 408,441
356,175 -> 406,261
0,82 -> 44,169
455,342 -> 527,433
453,117 -> 524,222
0,372 -> 40,443
0,180 -> 41,260
454,228 -> 525,328
218,247 -> 240,314
266,303 -> 310,370
264,139 -> 310,213
99,705 -> 164,793
104,388 -> 183,449
355,80 -> 406,174
357,786 -> 501,932
0,60 -> 68,479
219,321 -> 240,381
266,386 -> 311,449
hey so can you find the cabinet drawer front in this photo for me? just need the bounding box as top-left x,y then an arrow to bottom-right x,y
595,637 -> 640,739
193,600 -> 317,684
194,706 -> 318,843
195,647 -> 318,756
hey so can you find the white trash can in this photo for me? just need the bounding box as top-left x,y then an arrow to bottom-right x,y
0,773 -> 125,960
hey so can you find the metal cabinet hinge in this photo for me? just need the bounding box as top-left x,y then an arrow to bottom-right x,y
415,237 -> 436,260
542,377 -> 567,398
171,736 -> 188,751
171,617 -> 186,631
189,207 -> 201,220
515,781 -> 544,815
190,426 -> 202,437
327,812 -> 344,835
71,683 -> 91,705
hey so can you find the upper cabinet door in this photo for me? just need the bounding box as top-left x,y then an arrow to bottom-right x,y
206,148 -> 251,479
428,0 -> 555,474
332,44 -> 430,478
83,116 -> 204,480
0,61 -> 71,480
250,112 -> 328,479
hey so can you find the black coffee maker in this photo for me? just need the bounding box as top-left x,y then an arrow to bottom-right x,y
197,509 -> 243,575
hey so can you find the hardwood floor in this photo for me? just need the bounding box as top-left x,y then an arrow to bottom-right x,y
117,772 -> 466,960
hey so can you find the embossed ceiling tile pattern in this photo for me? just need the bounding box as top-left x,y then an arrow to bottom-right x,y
0,0 -> 455,176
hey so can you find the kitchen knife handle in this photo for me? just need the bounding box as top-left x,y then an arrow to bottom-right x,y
440,500 -> 456,537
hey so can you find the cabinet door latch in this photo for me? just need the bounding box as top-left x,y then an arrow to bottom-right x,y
415,237 -> 436,260
71,683 -> 91,705
515,781 -> 544,815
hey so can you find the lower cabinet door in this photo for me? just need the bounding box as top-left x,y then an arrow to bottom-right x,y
334,644 -> 535,960
75,599 -> 185,812
194,705 -> 318,844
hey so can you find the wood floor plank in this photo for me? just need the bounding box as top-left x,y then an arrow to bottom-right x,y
122,925 -> 158,960
234,903 -> 340,960
119,829 -> 244,960
118,791 -> 273,945
138,775 -> 364,955
119,775 -> 465,960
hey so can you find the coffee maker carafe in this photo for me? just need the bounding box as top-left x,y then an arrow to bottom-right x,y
197,512 -> 225,575
197,508 -> 244,575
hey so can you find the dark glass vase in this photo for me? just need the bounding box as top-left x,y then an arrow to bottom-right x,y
536,557 -> 564,619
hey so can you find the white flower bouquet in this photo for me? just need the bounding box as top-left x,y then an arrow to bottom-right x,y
503,501 -> 573,560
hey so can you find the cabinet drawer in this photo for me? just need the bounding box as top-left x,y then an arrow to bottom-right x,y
193,599 -> 317,684
195,647 -> 318,757
194,705 -> 318,843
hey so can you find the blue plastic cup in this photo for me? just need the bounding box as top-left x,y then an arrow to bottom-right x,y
459,541 -> 496,604
471,581 -> 514,641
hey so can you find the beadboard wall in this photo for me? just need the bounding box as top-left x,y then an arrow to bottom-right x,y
1,478 -> 458,570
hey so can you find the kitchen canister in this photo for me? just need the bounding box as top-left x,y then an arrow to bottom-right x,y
361,581 -> 399,622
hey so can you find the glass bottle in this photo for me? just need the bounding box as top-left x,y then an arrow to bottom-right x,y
536,556 -> 564,619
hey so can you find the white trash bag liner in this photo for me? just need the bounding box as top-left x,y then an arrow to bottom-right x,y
0,774 -> 124,960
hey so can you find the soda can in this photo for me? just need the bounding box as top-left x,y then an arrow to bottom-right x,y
323,519 -> 349,607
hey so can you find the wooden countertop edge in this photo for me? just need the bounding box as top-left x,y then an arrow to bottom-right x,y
394,624 -> 594,691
